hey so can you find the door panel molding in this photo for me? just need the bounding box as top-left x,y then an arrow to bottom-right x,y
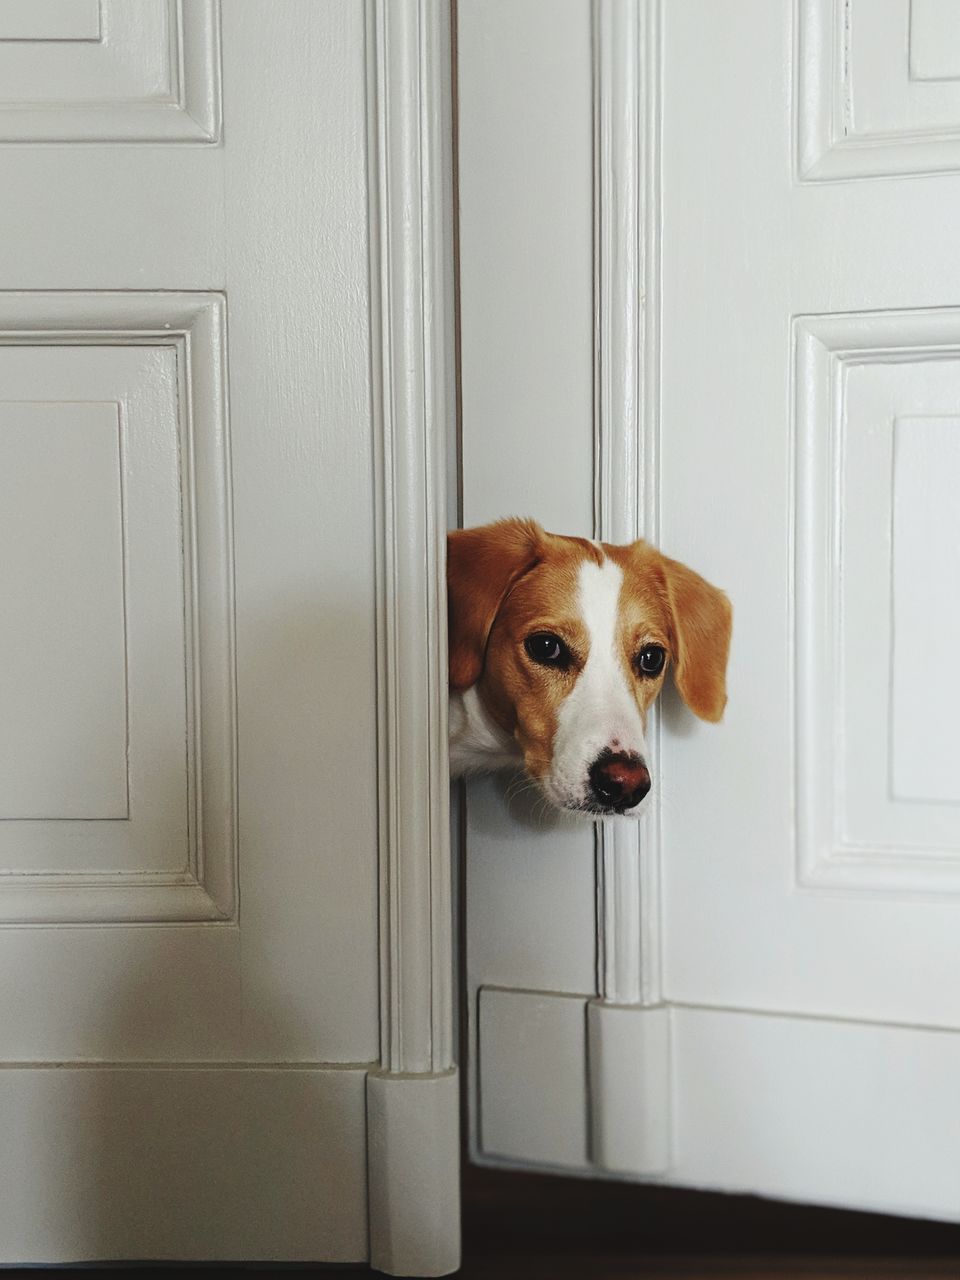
0,0 -> 221,143
794,309 -> 960,895
796,0 -> 960,180
0,291 -> 236,925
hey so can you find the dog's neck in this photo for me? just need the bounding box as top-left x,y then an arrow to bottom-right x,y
448,686 -> 521,778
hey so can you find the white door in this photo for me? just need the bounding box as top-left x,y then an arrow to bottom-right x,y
459,0 -> 960,1221
0,1 -> 457,1271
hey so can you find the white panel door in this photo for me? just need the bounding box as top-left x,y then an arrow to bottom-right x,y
459,0 -> 960,1221
0,1 -> 457,1269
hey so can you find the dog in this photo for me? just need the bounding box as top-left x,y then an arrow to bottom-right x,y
448,518 -> 731,816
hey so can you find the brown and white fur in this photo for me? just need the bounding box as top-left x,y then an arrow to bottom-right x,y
448,519 -> 732,817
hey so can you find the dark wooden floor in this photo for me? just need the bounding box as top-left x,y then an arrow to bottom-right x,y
49,1162 -> 960,1277
275,1161 -> 960,1278
452,1162 -> 960,1278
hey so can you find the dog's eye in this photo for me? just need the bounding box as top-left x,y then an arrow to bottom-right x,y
524,632 -> 570,668
635,644 -> 666,677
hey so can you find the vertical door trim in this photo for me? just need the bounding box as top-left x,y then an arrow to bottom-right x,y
592,0 -> 662,1010
590,0 -> 671,1176
365,0 -> 459,1273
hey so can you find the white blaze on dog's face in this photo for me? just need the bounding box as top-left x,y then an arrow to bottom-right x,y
546,556 -> 652,813
447,519 -> 732,815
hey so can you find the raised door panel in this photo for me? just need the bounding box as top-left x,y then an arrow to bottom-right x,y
477,987 -> 589,1168
0,294 -> 235,924
798,0 -> 960,178
0,400 -> 127,821
0,0 -> 101,42
796,311 -> 960,894
0,0 -> 220,141
910,0 -> 960,81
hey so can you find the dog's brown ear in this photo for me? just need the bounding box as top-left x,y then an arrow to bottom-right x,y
660,553 -> 732,722
447,518 -> 542,692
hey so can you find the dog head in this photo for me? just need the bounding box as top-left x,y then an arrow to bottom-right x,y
448,518 -> 732,815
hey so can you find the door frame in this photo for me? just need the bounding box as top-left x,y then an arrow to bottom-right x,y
365,0 -> 460,1274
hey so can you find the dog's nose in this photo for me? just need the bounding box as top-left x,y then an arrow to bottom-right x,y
588,751 -> 651,813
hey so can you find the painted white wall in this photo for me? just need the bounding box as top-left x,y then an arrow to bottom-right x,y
459,0 -> 960,1221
